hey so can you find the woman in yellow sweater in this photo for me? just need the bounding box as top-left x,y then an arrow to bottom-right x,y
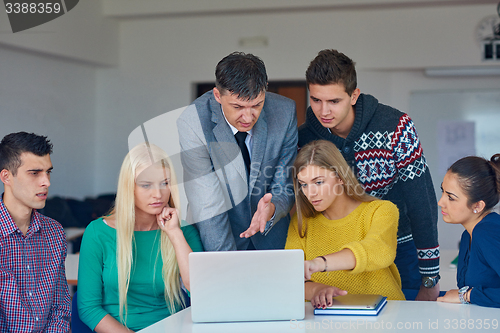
285,140 -> 405,309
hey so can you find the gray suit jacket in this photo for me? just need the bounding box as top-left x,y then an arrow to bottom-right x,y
177,91 -> 298,251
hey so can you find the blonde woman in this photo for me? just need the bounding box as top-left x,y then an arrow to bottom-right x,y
285,140 -> 405,309
78,143 -> 203,332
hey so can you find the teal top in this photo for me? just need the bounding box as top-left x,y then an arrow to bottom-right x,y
77,218 -> 203,331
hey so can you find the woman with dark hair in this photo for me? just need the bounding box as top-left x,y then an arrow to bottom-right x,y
285,140 -> 405,309
437,154 -> 500,307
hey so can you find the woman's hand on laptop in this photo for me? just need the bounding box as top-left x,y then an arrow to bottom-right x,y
304,250 -> 356,280
304,257 -> 326,279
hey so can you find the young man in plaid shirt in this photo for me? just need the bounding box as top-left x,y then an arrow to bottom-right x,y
0,132 -> 70,332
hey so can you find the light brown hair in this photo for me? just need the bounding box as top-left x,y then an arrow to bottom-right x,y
293,140 -> 376,237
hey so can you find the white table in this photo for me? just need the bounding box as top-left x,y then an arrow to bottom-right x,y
139,301 -> 500,333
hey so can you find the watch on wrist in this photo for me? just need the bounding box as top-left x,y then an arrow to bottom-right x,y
459,286 -> 471,304
422,275 -> 440,288
262,212 -> 276,236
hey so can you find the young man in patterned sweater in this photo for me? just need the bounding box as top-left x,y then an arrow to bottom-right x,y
298,49 -> 440,301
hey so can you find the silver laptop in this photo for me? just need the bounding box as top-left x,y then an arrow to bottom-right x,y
189,249 -> 305,323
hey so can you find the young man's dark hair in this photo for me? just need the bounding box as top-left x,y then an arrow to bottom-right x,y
0,132 -> 53,175
215,52 -> 268,101
305,49 -> 357,96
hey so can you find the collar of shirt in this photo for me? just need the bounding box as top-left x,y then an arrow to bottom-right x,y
0,194 -> 41,238
221,107 -> 254,158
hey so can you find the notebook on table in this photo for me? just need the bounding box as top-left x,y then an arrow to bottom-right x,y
189,249 -> 305,323
313,294 -> 387,316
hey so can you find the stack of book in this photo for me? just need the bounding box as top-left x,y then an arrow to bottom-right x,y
313,294 -> 387,316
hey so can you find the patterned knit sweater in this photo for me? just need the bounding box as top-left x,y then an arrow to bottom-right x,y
298,93 -> 439,278
285,201 -> 405,300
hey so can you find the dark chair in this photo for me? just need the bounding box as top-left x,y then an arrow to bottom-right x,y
71,291 -> 93,333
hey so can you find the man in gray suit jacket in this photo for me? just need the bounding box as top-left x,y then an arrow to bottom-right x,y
177,52 -> 298,251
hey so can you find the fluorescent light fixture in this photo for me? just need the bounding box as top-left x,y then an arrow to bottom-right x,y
238,36 -> 268,48
425,66 -> 500,77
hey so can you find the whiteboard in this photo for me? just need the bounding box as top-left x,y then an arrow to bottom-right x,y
409,89 -> 500,251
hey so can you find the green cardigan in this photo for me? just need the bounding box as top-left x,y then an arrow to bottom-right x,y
77,218 -> 203,331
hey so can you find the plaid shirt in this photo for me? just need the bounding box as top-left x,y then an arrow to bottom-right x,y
0,196 -> 70,332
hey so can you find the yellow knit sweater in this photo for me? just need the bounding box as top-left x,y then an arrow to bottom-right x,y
285,200 -> 405,300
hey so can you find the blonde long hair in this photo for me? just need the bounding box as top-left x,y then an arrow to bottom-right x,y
110,142 -> 184,325
294,140 -> 376,237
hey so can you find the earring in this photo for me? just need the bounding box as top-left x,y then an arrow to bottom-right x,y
474,210 -> 477,213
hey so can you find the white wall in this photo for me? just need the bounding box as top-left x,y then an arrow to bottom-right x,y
102,0 -> 492,17
0,0 -> 119,66
0,47 -> 97,199
408,87 -> 500,250
0,0 -> 117,199
93,3 -> 499,191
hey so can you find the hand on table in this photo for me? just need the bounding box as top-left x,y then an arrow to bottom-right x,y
310,286 -> 347,309
436,289 -> 461,303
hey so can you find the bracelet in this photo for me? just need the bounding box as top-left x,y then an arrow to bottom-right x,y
317,256 -> 327,272
466,288 -> 472,303
458,286 -> 471,304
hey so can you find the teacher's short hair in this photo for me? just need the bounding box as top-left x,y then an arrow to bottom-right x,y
215,52 -> 268,101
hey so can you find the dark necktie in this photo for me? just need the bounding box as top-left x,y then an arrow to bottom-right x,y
234,131 -> 251,176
